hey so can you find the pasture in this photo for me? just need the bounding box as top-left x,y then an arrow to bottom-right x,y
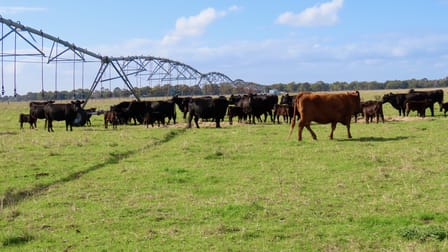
0,90 -> 447,251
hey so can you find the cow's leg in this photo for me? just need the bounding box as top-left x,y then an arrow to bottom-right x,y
194,116 -> 200,128
215,117 -> 221,128
305,124 -> 317,140
66,120 -> 73,131
329,122 -> 337,140
346,123 -> 352,139
297,120 -> 304,141
47,120 -> 53,132
187,113 -> 193,128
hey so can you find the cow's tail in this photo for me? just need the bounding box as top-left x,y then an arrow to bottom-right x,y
288,94 -> 300,140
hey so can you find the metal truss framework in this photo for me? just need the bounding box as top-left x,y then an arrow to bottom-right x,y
0,16 -> 235,104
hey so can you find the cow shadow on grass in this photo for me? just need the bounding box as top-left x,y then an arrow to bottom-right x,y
0,128 -> 186,209
337,135 -> 411,142
0,131 -> 18,136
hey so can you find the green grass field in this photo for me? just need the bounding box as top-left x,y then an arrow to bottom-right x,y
0,91 -> 447,251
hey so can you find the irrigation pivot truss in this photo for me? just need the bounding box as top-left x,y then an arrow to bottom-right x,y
0,16 -> 236,104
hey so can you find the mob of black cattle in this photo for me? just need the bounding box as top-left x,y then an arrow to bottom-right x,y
19,113 -> 37,129
18,88 -> 446,134
44,100 -> 85,132
229,93 -> 278,124
109,100 -> 176,127
382,89 -> 444,117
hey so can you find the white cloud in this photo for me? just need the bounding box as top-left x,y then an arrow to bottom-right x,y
228,5 -> 242,12
162,8 -> 227,45
276,0 -> 344,27
0,6 -> 47,15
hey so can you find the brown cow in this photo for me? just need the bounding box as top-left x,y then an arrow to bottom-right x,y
361,100 -> 384,124
273,104 -> 290,124
104,111 -> 119,129
288,91 -> 361,141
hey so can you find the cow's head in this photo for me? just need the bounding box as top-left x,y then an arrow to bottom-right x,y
228,94 -> 241,105
181,98 -> 191,112
382,93 -> 394,103
71,100 -> 85,111
280,94 -> 292,105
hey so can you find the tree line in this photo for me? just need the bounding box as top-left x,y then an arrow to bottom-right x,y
2,77 -> 448,102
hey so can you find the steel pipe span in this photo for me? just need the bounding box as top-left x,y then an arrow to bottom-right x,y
0,16 -> 236,104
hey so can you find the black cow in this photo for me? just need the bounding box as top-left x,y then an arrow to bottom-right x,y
236,94 -> 278,124
227,106 -> 244,125
110,101 -> 134,124
280,93 -> 297,123
382,92 -> 407,116
228,94 -> 242,105
123,101 -> 146,125
440,102 -> 448,116
84,108 -> 97,126
405,99 -> 432,117
19,113 -> 37,129
149,100 -> 177,125
44,100 -> 85,132
186,96 -> 229,128
172,95 -> 192,120
280,93 -> 293,106
407,89 -> 444,116
29,100 -> 55,128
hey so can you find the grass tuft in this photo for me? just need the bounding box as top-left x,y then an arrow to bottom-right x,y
2,232 -> 34,246
400,225 -> 448,241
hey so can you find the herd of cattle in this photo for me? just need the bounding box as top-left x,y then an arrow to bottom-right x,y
18,89 -> 447,140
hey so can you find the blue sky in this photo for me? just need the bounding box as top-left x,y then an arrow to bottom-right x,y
1,0 -> 448,94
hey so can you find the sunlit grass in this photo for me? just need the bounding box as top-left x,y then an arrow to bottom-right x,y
0,93 -> 447,251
